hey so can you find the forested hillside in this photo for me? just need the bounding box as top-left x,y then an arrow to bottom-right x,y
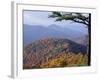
23,38 -> 88,69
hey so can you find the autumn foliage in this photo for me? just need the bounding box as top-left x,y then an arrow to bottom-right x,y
23,38 -> 89,69
40,53 -> 88,68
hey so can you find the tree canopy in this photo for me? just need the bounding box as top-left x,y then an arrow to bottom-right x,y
49,12 -> 91,27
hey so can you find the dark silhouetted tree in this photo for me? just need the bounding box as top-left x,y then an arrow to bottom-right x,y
49,12 -> 91,27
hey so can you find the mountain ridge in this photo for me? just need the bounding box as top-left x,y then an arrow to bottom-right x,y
24,24 -> 87,45
23,38 -> 88,69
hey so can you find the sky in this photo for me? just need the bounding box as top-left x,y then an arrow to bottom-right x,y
23,10 -> 88,34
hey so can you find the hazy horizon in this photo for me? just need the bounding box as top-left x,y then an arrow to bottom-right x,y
23,10 -> 89,45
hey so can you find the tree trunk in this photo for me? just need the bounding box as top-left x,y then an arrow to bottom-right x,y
88,13 -> 91,66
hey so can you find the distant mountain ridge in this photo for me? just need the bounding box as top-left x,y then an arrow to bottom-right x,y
24,24 -> 87,45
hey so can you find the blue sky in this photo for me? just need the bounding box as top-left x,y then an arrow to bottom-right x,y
23,10 -> 88,34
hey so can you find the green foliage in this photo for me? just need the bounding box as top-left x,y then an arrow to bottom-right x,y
47,46 -> 62,56
49,12 -> 90,26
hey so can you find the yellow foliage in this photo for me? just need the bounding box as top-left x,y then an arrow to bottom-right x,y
40,54 -> 67,68
40,52 -> 88,68
66,53 -> 88,66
